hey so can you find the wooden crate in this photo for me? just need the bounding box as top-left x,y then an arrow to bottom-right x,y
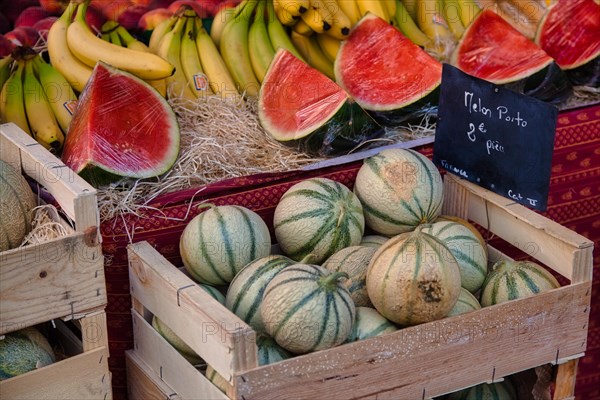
0,312 -> 112,400
126,173 -> 593,400
0,123 -> 107,335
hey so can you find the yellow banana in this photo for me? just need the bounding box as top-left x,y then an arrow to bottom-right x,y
0,62 -> 31,136
195,21 -> 241,100
149,15 -> 177,52
301,0 -> 333,34
290,31 -> 335,79
157,16 -> 197,100
442,0 -> 465,39
267,0 -> 306,61
274,0 -> 310,16
32,55 -> 77,135
456,0 -> 480,27
146,78 -> 168,98
382,0 -> 397,20
356,0 -> 390,22
22,60 -> 64,151
46,2 -> 93,92
210,0 -> 248,47
67,1 -> 175,81
321,0 -> 352,40
292,18 -> 314,35
248,0 -> 276,82
219,0 -> 260,98
275,3 -> 301,26
335,0 -> 361,25
394,0 -> 431,46
416,0 -> 453,41
316,32 -> 341,62
181,15 -> 211,98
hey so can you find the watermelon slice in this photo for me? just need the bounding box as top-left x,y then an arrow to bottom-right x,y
258,49 -> 382,156
334,14 -> 442,127
452,9 -> 572,104
535,0 -> 600,87
61,62 -> 180,187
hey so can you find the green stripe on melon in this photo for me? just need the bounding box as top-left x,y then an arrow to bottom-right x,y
480,260 -> 560,307
274,178 -> 365,264
256,334 -> 292,366
354,148 -> 443,236
0,327 -> 55,380
225,255 -> 296,333
259,49 -> 382,156
446,288 -> 482,317
180,205 -> 271,285
346,307 -> 397,342
152,316 -> 202,365
322,246 -> 376,307
420,220 -> 488,293
0,160 -> 37,252
366,227 -> 461,326
261,263 -> 355,354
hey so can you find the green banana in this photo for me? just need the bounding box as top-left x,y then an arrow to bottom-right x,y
181,14 -> 211,97
267,0 -> 305,62
0,57 -> 13,93
157,16 -> 197,100
0,61 -> 31,136
219,0 -> 260,98
211,0 -> 248,47
22,59 -> 64,151
248,0 -> 276,82
32,55 -> 78,135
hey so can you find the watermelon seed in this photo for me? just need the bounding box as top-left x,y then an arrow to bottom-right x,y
421,388 -> 426,399
491,366 -> 496,382
39,271 -> 47,278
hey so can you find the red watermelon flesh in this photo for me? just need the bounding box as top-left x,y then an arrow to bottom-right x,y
259,49 -> 349,141
452,9 -> 554,84
535,0 -> 600,69
335,14 -> 442,111
61,62 -> 179,186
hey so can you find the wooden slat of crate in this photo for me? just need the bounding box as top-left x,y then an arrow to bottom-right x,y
234,281 -> 589,399
127,174 -> 593,399
0,347 -> 111,400
0,123 -> 98,230
0,313 -> 112,400
0,123 -> 106,335
130,309 -> 229,400
126,350 -> 182,400
128,245 -> 257,381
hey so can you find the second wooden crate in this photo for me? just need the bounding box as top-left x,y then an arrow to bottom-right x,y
127,173 -> 593,399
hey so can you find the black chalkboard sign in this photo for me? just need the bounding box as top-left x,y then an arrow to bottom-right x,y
433,64 -> 558,211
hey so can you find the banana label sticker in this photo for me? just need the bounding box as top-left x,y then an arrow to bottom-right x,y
63,100 -> 78,116
193,73 -> 209,91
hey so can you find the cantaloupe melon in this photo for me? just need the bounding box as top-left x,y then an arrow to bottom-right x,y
366,227 -> 461,326
0,160 -> 37,251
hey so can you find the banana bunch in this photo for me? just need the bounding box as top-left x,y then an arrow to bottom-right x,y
208,0 -> 304,97
47,1 -> 175,94
0,55 -> 76,152
149,6 -> 241,101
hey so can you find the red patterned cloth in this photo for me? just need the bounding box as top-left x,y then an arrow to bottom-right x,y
101,104 -> 600,400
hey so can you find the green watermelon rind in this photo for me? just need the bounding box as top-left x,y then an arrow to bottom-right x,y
64,62 -> 180,186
